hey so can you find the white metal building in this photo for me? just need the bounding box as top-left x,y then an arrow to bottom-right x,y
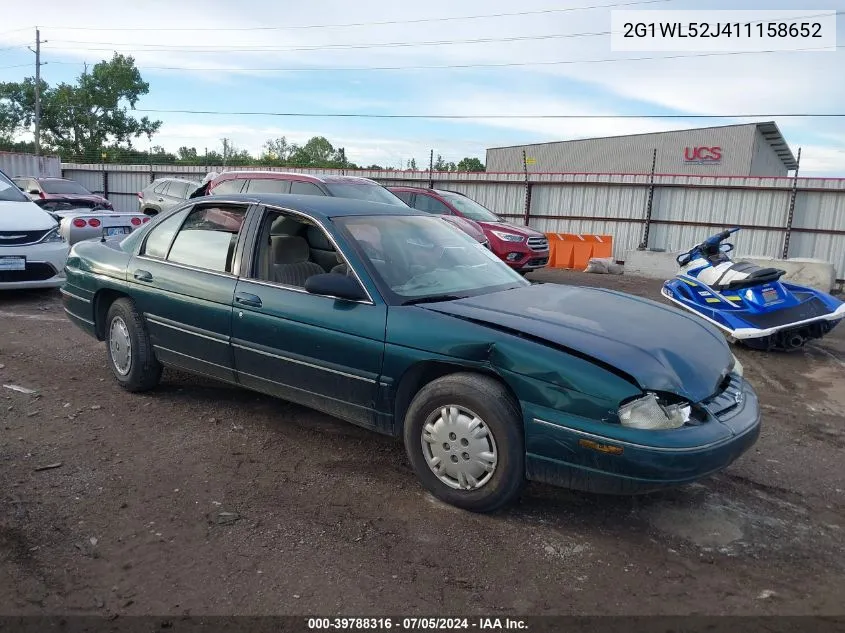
485,122 -> 798,177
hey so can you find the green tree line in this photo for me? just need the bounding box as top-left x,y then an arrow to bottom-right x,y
0,54 -> 485,172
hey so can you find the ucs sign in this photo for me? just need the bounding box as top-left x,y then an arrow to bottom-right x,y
684,146 -> 722,165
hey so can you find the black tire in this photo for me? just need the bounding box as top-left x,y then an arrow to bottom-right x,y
104,298 -> 162,392
403,372 -> 525,513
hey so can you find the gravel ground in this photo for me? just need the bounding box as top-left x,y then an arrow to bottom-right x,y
1,269 -> 844,617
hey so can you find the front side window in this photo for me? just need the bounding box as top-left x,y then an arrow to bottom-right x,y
0,172 -> 30,202
249,210 -> 349,288
335,214 -> 527,303
324,182 -> 405,205
412,194 -> 451,215
437,192 -> 500,222
153,181 -> 168,195
167,205 -> 247,273
392,191 -> 413,205
290,180 -> 325,196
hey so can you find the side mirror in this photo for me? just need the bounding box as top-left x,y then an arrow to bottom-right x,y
29,189 -> 40,195
304,273 -> 368,302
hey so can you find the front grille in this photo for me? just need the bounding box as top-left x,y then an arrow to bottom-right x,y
0,230 -> 50,246
0,263 -> 57,283
740,297 -> 830,329
527,257 -> 549,267
527,236 -> 549,251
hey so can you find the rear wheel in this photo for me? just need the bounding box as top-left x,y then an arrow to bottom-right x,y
403,373 -> 525,513
105,298 -> 162,391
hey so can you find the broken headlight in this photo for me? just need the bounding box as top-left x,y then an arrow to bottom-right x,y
618,393 -> 691,430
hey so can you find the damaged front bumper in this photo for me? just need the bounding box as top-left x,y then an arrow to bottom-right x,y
523,375 -> 761,495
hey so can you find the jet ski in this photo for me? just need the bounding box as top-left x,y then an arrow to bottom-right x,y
661,228 -> 845,351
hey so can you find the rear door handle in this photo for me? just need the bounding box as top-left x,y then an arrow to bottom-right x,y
235,292 -> 262,308
133,269 -> 153,282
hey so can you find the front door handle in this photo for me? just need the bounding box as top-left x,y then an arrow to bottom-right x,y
235,292 -> 262,308
133,269 -> 153,282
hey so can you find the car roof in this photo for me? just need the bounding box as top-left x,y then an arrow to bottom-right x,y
200,192 -> 427,218
215,170 -> 380,186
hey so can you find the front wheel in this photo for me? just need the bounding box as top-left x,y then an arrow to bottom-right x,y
105,298 -> 162,392
403,373 -> 525,513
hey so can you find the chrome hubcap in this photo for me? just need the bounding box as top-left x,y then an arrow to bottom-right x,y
421,405 -> 498,491
109,316 -> 132,376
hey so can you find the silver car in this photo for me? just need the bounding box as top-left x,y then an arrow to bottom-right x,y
54,209 -> 152,244
138,177 -> 199,216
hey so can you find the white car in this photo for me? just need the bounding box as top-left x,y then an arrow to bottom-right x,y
0,170 -> 70,290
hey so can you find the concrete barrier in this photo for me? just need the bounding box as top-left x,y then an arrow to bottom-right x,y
623,249 -> 836,292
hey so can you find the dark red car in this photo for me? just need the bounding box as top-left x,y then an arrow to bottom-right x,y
203,170 -> 488,245
388,187 -> 549,272
13,176 -> 113,211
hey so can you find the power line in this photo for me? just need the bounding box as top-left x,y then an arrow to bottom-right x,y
38,0 -> 671,31
42,10 -> 841,54
0,45 -> 30,52
0,27 -> 34,37
131,109 -> 844,119
46,30 -> 612,54
0,62 -> 33,70
43,44 -> 845,73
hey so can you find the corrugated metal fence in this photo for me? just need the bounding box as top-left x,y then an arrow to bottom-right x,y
0,152 -> 62,179
61,163 -> 845,280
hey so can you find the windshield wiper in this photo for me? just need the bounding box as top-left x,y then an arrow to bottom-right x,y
401,294 -> 465,305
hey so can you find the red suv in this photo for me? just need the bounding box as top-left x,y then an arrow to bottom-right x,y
388,187 -> 549,272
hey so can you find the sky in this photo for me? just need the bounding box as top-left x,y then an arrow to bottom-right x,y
0,0 -> 843,175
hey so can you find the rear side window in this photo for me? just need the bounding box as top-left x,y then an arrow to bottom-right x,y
142,208 -> 191,259
290,181 -> 324,196
246,178 -> 291,194
166,205 -> 247,273
167,181 -> 190,199
211,179 -> 246,195
413,194 -> 451,215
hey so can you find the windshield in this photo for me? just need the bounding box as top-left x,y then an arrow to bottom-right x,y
437,192 -> 500,222
335,214 -> 528,303
40,179 -> 92,195
0,172 -> 29,202
325,182 -> 407,206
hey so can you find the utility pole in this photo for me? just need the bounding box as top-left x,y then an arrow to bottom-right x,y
28,28 -> 45,156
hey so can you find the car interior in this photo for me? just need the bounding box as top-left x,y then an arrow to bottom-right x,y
252,211 -> 353,288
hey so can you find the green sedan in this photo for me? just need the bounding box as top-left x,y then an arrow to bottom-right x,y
62,193 -> 760,512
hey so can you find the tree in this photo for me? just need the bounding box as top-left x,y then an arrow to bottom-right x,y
433,154 -> 457,172
457,157 -> 485,172
0,53 -> 161,158
262,136 -> 296,162
406,158 -> 418,171
178,146 -> 199,162
303,136 -> 335,163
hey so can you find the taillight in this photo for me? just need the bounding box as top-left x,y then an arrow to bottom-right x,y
87,218 -> 101,228
72,218 -> 86,228
137,192 -> 142,200
142,217 -> 151,223
38,191 -> 45,199
131,217 -> 142,226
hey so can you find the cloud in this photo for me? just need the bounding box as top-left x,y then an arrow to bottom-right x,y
0,0 -> 842,174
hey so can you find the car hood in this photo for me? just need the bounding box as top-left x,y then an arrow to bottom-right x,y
0,200 -> 58,231
478,220 -> 545,238
422,284 -> 734,403
441,215 -> 486,242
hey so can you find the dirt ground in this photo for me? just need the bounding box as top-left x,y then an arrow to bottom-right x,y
1,269 -> 844,617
